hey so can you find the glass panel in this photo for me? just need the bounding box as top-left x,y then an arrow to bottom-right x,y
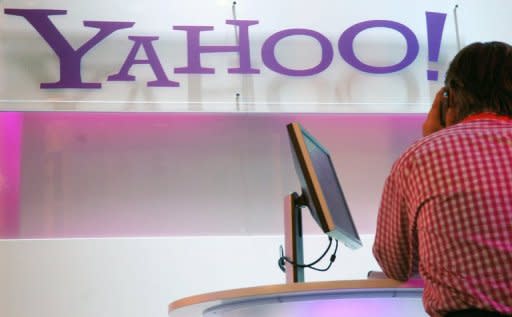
2,0 -> 508,112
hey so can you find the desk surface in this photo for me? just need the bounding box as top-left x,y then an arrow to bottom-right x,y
169,279 -> 426,317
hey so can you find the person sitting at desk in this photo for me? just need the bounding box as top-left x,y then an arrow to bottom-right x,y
373,41 -> 512,317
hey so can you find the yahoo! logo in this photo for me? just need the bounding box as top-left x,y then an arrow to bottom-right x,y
4,9 -> 447,89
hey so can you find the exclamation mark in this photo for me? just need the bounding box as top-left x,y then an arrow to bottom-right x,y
426,12 -> 447,81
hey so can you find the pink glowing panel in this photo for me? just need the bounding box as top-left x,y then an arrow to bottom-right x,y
0,113 -> 22,238
203,292 -> 427,317
0,112 -> 425,238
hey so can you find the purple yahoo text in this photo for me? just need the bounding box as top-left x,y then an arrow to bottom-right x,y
3,8 -> 447,89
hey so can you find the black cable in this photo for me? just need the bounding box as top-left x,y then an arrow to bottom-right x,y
278,237 -> 338,272
283,237 -> 332,268
306,239 -> 338,272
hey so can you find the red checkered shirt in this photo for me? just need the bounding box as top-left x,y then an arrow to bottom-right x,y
373,113 -> 512,317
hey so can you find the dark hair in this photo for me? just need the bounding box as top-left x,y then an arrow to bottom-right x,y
444,41 -> 512,121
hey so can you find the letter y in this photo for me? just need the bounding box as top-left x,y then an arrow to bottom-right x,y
4,9 -> 134,88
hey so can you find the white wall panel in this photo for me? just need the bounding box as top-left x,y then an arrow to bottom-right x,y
0,235 -> 380,317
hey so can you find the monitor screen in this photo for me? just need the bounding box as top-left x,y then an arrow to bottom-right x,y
287,122 -> 362,249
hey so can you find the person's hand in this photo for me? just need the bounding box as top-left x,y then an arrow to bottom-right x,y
422,88 -> 447,136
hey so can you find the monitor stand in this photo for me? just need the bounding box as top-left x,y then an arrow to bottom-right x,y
284,192 -> 306,283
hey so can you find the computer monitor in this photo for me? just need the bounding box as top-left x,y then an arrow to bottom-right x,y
283,122 -> 362,282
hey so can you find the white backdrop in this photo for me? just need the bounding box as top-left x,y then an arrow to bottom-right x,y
2,1 -> 512,317
0,235 -> 381,317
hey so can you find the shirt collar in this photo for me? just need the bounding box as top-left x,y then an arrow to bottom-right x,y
462,112 -> 512,123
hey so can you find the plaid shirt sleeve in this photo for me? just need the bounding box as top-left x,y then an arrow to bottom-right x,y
372,155 -> 419,281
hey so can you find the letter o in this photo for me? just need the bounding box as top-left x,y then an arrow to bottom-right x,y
262,29 -> 333,76
338,20 -> 419,74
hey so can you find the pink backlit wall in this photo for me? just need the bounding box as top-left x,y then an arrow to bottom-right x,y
0,112 -> 424,239
0,112 -> 22,238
